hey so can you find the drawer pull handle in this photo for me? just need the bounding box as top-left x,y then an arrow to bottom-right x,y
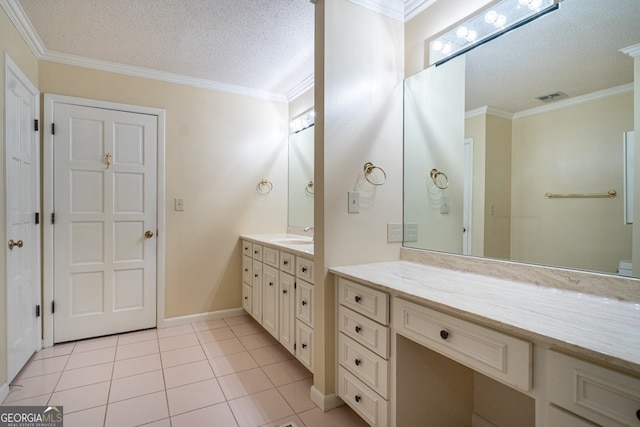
301,267 -> 308,273
244,296 -> 248,300
355,325 -> 362,333
254,274 -> 259,278
354,295 -> 362,303
244,268 -> 249,272
302,300 -> 307,306
302,343 -> 307,349
637,409 -> 640,421
283,289 -> 288,294
283,260 -> 289,265
440,330 -> 450,340
355,395 -> 361,403
269,282 -> 273,287
354,358 -> 361,366
255,250 -> 259,254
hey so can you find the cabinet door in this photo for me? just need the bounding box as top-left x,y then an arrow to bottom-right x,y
242,282 -> 252,314
262,265 -> 279,339
251,262 -> 262,322
296,279 -> 314,327
279,272 -> 296,354
296,320 -> 313,371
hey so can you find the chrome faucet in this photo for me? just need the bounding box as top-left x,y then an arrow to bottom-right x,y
303,226 -> 314,232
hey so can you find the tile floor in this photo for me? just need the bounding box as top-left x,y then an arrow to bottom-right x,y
2,314 -> 368,427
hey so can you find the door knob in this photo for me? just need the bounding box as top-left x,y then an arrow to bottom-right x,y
8,240 -> 23,250
145,231 -> 154,238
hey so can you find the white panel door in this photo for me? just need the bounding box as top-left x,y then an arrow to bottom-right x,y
53,103 -> 157,343
5,57 -> 40,382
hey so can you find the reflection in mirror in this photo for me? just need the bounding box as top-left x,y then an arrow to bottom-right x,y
403,0 -> 640,277
288,110 -> 314,228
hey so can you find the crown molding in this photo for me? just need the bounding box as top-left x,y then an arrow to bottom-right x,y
347,0 -> 404,21
404,0 -> 438,22
465,106 -> 513,120
286,74 -> 315,101
621,43 -> 640,58
0,0 -> 45,56
513,83 -> 634,120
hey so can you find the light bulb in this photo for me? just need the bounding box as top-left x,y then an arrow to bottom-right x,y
518,0 -> 532,5
466,30 -> 477,42
442,43 -> 452,54
431,40 -> 444,52
456,26 -> 469,39
484,10 -> 498,24
528,0 -> 543,9
495,14 -> 507,27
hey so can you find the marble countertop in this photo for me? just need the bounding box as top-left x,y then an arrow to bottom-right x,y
330,261 -> 640,374
241,233 -> 314,257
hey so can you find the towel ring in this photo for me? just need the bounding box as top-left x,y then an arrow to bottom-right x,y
257,179 -> 273,195
363,162 -> 387,186
305,180 -> 315,195
430,169 -> 449,190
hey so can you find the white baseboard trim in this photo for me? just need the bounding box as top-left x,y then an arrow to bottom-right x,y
310,386 -> 343,412
0,382 -> 9,404
161,307 -> 246,328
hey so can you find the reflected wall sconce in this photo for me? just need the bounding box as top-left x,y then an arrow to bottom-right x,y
429,0 -> 560,66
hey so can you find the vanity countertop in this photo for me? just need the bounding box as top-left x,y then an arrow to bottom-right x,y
330,260 -> 640,374
241,233 -> 313,257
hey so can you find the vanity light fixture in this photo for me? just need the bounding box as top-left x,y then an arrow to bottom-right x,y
429,0 -> 560,66
290,109 -> 316,134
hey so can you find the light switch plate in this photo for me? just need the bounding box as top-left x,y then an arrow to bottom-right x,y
387,223 -> 403,243
404,223 -> 418,242
348,191 -> 360,213
175,198 -> 184,211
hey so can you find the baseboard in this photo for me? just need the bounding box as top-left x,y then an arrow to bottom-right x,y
310,386 -> 343,412
472,413 -> 497,427
161,307 -> 246,328
0,382 -> 9,404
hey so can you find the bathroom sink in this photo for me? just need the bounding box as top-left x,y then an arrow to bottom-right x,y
271,238 -> 313,246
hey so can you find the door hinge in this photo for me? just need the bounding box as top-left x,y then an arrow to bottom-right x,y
51,123 -> 55,135
36,305 -> 41,318
294,281 -> 297,289
294,343 -> 296,351
51,212 -> 55,224
35,212 -> 40,224
51,300 -> 55,314
34,119 -> 39,131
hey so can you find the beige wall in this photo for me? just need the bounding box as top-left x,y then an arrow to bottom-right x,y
511,92 -> 633,274
314,0 -> 404,397
634,55 -> 640,276
289,87 -> 314,121
39,61 -> 289,318
1,2 -> 39,393
465,114 -> 487,256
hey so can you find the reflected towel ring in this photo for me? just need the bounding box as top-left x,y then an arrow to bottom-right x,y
430,169 -> 449,190
363,162 -> 387,186
305,180 -> 315,195
257,179 -> 273,194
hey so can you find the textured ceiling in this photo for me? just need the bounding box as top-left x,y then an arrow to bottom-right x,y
17,0 -> 316,98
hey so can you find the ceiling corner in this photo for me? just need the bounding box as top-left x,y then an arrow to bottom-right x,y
404,0 -> 439,22
347,0 -> 405,21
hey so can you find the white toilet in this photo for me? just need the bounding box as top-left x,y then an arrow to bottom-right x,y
618,260 -> 633,277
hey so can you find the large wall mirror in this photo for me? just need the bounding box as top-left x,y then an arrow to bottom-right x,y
288,110 -> 314,227
404,0 -> 640,277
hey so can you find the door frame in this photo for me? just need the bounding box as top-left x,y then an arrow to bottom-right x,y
4,53 -> 42,375
42,94 -> 166,347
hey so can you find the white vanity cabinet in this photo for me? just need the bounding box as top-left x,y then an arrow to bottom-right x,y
546,350 -> 640,427
295,255 -> 314,371
337,277 -> 390,427
262,264 -> 279,339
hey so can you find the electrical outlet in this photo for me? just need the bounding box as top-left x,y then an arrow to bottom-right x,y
175,198 -> 184,211
387,223 -> 403,243
348,191 -> 360,213
404,223 -> 418,242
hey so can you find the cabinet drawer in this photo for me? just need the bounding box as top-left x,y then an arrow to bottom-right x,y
252,244 -> 263,261
251,262 -> 262,288
393,297 -> 531,392
297,257 -> 313,282
242,255 -> 252,285
547,350 -> 640,427
280,251 -> 295,275
242,282 -> 252,314
263,246 -> 279,268
339,333 -> 389,398
338,366 -> 388,427
338,278 -> 389,325
547,405 -> 598,427
242,240 -> 252,257
339,305 -> 389,359
296,321 -> 313,371
296,279 -> 314,327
